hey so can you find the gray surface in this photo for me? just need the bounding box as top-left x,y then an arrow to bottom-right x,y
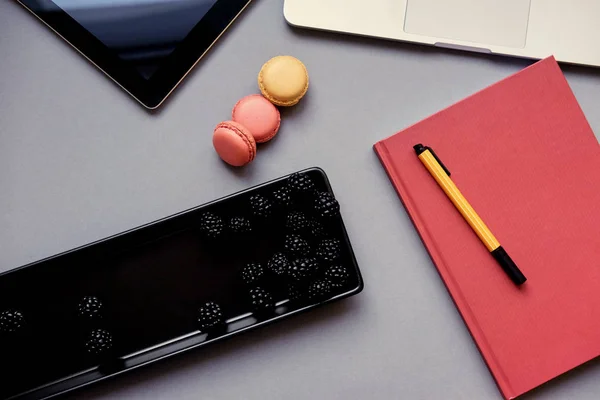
1,0 -> 600,399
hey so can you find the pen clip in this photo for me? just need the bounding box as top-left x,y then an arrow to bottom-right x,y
426,146 -> 451,176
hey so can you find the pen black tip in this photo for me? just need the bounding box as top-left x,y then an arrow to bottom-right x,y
414,144 -> 426,155
491,246 -> 527,286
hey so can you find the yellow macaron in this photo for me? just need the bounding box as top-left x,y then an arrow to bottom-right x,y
258,56 -> 309,107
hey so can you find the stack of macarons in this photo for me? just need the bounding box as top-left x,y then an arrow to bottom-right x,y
213,56 -> 309,167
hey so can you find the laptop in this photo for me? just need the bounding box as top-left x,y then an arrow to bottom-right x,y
284,0 -> 600,68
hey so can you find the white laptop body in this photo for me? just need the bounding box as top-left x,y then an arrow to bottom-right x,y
284,0 -> 600,68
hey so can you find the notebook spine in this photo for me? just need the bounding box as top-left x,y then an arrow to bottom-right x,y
373,141 -> 516,400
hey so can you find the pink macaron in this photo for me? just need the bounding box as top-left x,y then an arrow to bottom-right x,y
232,94 -> 281,143
213,121 -> 257,167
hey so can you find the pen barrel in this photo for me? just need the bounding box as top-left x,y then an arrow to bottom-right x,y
418,151 -> 500,251
491,246 -> 527,285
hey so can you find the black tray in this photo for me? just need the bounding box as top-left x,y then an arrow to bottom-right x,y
0,168 -> 363,400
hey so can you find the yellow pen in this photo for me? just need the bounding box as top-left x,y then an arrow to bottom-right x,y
414,144 -> 527,285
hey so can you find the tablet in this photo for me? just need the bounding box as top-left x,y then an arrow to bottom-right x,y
18,0 -> 251,109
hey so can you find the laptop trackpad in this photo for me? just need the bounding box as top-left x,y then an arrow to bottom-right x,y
404,0 -> 531,48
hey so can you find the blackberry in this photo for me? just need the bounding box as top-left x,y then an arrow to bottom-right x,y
284,234 -> 311,257
229,216 -> 252,234
287,283 -> 305,303
198,212 -> 224,238
308,279 -> 332,301
314,192 -> 340,219
309,219 -> 326,239
287,172 -> 315,194
286,211 -> 310,233
249,287 -> 274,313
197,302 -> 224,331
77,296 -> 103,320
316,239 -> 341,262
288,257 -> 319,282
241,263 -> 265,286
325,265 -> 350,287
249,194 -> 273,218
85,329 -> 113,355
272,186 -> 293,209
0,309 -> 25,335
267,252 -> 289,276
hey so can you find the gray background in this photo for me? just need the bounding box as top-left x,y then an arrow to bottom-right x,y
1,0 -> 600,399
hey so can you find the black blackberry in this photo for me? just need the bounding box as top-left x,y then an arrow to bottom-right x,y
287,172 -> 315,194
85,329 -> 113,355
286,211 -> 310,233
241,263 -> 265,286
249,287 -> 274,313
249,194 -> 273,218
309,219 -> 326,239
288,257 -> 319,282
284,234 -> 310,257
0,309 -> 25,335
325,265 -> 350,287
308,279 -> 333,301
197,302 -> 224,331
77,296 -> 103,320
316,239 -> 342,262
198,212 -> 224,238
229,216 -> 252,234
314,192 -> 340,219
287,283 -> 305,303
267,252 -> 289,276
272,186 -> 293,209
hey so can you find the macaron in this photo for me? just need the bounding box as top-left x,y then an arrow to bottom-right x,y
258,56 -> 309,107
213,121 -> 256,167
232,95 -> 281,143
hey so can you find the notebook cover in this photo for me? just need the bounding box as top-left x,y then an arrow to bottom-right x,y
374,57 -> 600,399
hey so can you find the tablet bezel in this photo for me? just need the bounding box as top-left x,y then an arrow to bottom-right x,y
17,0 -> 251,109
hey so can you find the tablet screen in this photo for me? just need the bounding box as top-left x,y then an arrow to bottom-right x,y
20,0 -> 250,108
52,0 -> 218,79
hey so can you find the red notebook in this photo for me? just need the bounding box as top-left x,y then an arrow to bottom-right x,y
374,57 -> 600,399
